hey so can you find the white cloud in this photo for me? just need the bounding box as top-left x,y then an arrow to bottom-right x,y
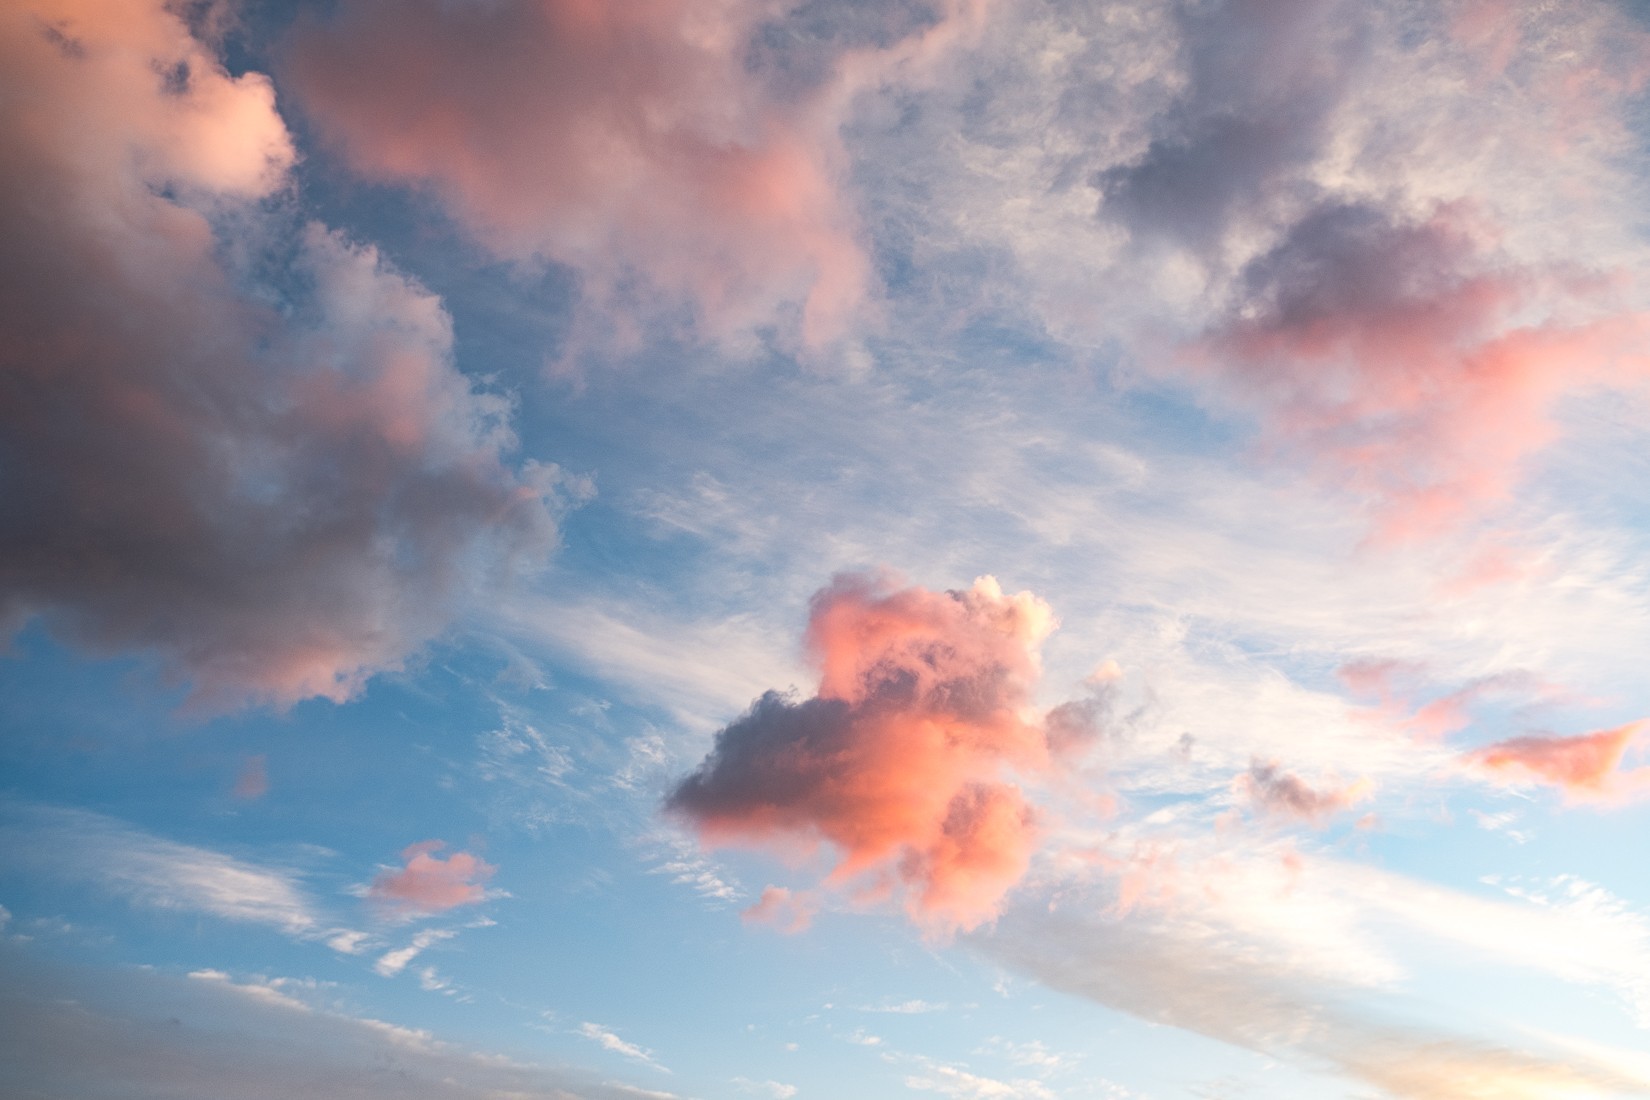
577,1021 -> 670,1074
0,805 -> 317,936
374,928 -> 457,978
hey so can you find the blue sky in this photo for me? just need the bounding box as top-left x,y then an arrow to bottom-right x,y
4,1 -> 1650,1097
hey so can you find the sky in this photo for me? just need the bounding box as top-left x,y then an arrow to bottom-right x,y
4,0 -> 1650,1097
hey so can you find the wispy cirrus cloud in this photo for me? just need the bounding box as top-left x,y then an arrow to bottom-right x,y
0,805 -> 317,935
577,1021 -> 671,1074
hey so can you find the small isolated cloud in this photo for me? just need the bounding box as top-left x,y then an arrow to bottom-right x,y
669,572 -> 1092,935
577,1022 -> 669,1074
374,928 -> 457,978
1467,720 -> 1650,804
1240,759 -> 1368,823
324,929 -> 372,955
733,1077 -> 797,1099
369,842 -> 496,915
234,756 -> 269,801
742,886 -> 816,934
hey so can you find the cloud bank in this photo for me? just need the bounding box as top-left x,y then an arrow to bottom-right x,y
0,0 -> 563,710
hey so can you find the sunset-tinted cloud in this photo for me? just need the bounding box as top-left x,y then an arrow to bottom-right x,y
0,0 -> 562,710
1468,721 -> 1650,804
285,0 -> 983,350
669,573 -> 1075,934
1198,201 -> 1650,537
1241,760 -> 1368,822
369,842 -> 496,914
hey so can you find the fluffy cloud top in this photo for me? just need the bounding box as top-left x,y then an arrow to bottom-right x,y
668,572 -> 1083,934
0,0 -> 563,710
370,842 -> 496,914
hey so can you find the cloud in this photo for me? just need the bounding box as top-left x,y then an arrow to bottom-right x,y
742,886 -> 817,934
979,875 -> 1650,1100
374,928 -> 458,979
0,805 -> 317,935
1193,200 -> 1650,538
577,1022 -> 669,1074
668,572 -> 1085,935
0,951 -> 673,1100
1240,759 -> 1368,822
1467,720 -> 1650,804
369,842 -> 496,915
283,0 -> 985,353
0,0 -> 563,711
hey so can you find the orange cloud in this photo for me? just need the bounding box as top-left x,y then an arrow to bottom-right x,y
1467,721 -> 1650,804
369,842 -> 496,914
669,572 -> 1078,936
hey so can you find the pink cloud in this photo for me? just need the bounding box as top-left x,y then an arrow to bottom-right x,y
1467,721 -> 1650,804
0,0 -> 562,711
742,886 -> 818,934
284,0 -> 981,352
369,842 -> 496,914
669,572 -> 1083,936
1195,201 -> 1650,539
233,755 -> 269,801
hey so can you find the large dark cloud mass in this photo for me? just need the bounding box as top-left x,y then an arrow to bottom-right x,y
0,0 -> 562,709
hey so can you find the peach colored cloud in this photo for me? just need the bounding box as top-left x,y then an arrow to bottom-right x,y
0,0 -> 561,710
369,842 -> 496,914
285,0 -> 983,351
742,886 -> 818,934
1467,721 -> 1650,804
669,572 -> 1081,936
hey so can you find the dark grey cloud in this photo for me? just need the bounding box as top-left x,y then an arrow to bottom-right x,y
1095,0 -> 1373,253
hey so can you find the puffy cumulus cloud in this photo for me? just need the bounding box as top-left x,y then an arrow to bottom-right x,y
0,0 -> 564,710
285,0 -> 984,353
1467,721 -> 1650,805
369,842 -> 496,915
668,572 -> 1086,935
